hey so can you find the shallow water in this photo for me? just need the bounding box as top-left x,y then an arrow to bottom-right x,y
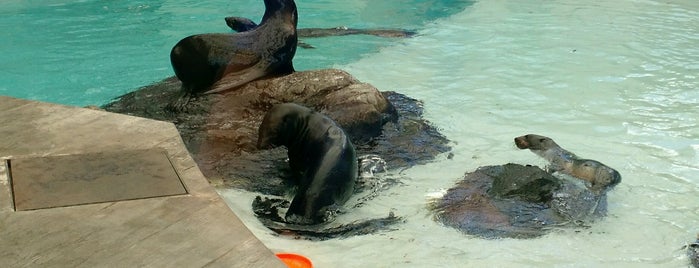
227,0 -> 699,267
3,0 -> 699,267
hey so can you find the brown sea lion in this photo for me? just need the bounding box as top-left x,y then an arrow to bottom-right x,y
224,16 -> 314,49
514,134 -> 621,193
257,103 -> 357,224
168,0 -> 298,111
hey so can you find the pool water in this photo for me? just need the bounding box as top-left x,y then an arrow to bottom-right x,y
1,0 -> 471,106
3,0 -> 699,267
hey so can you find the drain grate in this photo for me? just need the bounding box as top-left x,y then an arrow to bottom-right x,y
9,149 -> 187,211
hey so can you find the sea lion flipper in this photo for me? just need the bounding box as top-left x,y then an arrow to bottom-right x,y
225,16 -> 258,32
205,68 -> 267,94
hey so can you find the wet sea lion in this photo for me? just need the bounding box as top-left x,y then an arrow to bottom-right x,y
514,134 -> 621,193
257,103 -> 358,224
168,0 -> 298,110
429,135 -> 621,238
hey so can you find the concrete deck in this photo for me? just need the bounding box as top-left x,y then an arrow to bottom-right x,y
0,96 -> 284,267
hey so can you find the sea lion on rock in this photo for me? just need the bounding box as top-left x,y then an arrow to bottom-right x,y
514,134 -> 621,193
224,16 -> 314,49
430,135 -> 621,239
168,0 -> 298,111
258,103 -> 358,224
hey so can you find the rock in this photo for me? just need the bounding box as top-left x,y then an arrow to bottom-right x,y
689,234 -> 699,268
104,69 -> 450,196
430,163 -> 609,239
487,163 -> 560,203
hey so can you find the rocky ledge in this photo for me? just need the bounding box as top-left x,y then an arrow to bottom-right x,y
104,69 -> 451,196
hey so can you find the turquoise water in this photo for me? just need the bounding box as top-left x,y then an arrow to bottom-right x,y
4,0 -> 699,267
1,0 -> 471,106
223,0 -> 699,267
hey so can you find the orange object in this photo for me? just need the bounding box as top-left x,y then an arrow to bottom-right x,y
275,253 -> 313,268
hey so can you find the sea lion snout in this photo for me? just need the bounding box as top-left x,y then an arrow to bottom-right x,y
514,136 -> 530,149
514,134 -> 558,151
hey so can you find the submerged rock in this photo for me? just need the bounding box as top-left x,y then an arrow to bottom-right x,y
689,234 -> 699,268
430,163 -> 609,239
430,135 -> 621,239
224,16 -> 417,49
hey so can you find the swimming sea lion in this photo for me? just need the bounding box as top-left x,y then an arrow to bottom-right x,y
514,134 -> 621,193
258,103 -> 358,224
168,0 -> 298,111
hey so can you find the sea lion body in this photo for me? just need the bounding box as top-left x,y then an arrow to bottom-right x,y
258,103 -> 357,224
169,0 -> 298,110
514,134 -> 621,193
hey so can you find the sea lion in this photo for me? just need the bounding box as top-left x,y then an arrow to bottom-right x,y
514,134 -> 621,193
168,0 -> 298,111
257,103 -> 358,224
225,16 -> 314,49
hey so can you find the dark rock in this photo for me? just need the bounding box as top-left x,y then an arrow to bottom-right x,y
689,235 -> 699,268
430,163 -> 609,239
104,69 -> 450,196
487,163 -> 560,203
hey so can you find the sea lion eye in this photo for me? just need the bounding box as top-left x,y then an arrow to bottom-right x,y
539,138 -> 546,143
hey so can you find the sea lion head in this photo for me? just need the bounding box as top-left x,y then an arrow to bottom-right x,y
257,103 -> 309,149
262,0 -> 298,28
514,134 -> 560,151
571,159 -> 622,193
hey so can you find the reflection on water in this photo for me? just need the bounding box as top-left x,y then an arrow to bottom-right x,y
2,0 -> 698,267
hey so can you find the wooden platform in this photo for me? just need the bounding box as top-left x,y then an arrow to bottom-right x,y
0,96 -> 284,267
